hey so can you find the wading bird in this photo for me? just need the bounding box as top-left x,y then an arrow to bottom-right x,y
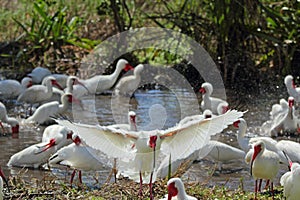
0,77 -> 32,100
249,140 -> 280,200
49,134 -> 108,186
114,64 -> 144,96
25,93 -> 80,125
55,109 -> 244,199
72,59 -> 133,96
199,82 -> 229,115
17,76 -> 63,107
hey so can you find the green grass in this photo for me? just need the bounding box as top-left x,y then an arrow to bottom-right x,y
4,171 -> 286,199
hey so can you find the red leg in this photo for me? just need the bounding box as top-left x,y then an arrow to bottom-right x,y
138,171 -> 143,197
254,179 -> 258,200
264,179 -> 270,189
149,171 -> 154,200
271,182 -> 274,200
113,158 -> 117,183
258,179 -> 262,192
70,169 -> 76,187
78,170 -> 82,184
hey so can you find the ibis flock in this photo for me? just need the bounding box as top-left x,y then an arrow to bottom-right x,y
0,59 -> 299,199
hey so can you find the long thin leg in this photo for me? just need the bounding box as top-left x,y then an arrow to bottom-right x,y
138,171 -> 143,197
264,179 -> 270,190
149,171 -> 154,200
70,169 -> 76,187
254,179 -> 258,200
78,170 -> 82,184
271,182 -> 274,200
113,158 -> 117,183
258,179 -> 262,192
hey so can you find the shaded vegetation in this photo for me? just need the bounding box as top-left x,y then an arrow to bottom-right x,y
0,0 -> 299,87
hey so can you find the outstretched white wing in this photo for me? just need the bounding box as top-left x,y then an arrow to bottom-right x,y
160,110 -> 244,162
55,119 -> 137,159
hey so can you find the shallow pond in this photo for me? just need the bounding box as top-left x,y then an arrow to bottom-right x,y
0,84 -> 294,193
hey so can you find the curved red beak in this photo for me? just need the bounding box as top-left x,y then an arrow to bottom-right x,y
233,120 -> 240,128
51,80 -> 64,90
35,139 -> 56,154
124,63 -> 134,71
250,144 -> 262,176
73,79 -> 90,93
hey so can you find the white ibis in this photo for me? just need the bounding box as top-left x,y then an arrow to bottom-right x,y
262,97 -> 299,137
72,59 -> 133,96
43,74 -> 69,89
42,124 -> 73,150
272,97 -> 299,135
108,111 -> 137,182
280,161 -> 300,200
204,140 -> 246,171
199,82 -> 229,115
233,118 -> 288,164
114,64 -> 143,96
25,93 -> 79,125
48,134 -> 108,186
250,140 -> 280,200
0,77 -> 32,100
177,109 -> 213,127
17,76 -> 63,106
108,111 -> 137,131
0,167 -> 9,200
217,101 -> 229,115
43,76 -> 88,103
261,98 -> 289,135
160,177 -> 196,200
0,102 -> 19,134
7,139 -> 57,168
27,66 -> 51,84
234,118 -> 281,152
284,75 -> 300,102
55,109 -> 244,199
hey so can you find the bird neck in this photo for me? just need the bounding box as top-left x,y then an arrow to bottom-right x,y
130,122 -> 137,131
288,107 -> 294,119
177,193 -> 188,200
237,123 -> 249,151
110,65 -> 124,83
176,185 -> 188,200
59,97 -> 70,112
45,81 -> 54,93
202,94 -> 211,107
65,82 -> 73,94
